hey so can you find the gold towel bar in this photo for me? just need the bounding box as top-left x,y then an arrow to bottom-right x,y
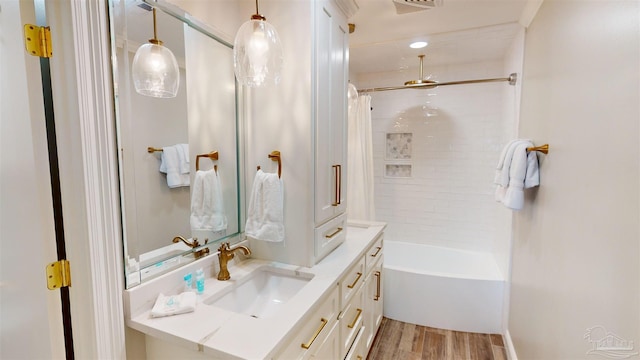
257,150 -> 282,178
147,146 -> 163,153
526,144 -> 549,154
196,151 -> 219,172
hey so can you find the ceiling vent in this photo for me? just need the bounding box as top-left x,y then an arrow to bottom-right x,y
392,0 -> 443,14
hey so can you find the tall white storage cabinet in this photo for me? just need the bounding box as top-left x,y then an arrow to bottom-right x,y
314,0 -> 348,226
245,0 -> 356,267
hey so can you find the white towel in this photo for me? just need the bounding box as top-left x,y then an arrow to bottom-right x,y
190,169 -> 227,231
160,144 -> 190,188
150,292 -> 196,318
501,142 -> 540,210
494,139 -> 520,184
494,139 -> 530,202
245,170 -> 284,242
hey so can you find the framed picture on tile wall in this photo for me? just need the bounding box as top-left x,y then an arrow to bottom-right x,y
385,132 -> 412,160
384,164 -> 412,178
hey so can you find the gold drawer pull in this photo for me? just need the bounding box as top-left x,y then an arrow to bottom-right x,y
325,227 -> 343,239
357,356 -> 363,360
347,308 -> 362,329
374,271 -> 381,301
346,272 -> 362,289
370,246 -> 382,257
301,318 -> 328,349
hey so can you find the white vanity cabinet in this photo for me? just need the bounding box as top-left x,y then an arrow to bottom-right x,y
126,224 -> 386,360
336,234 -> 384,359
364,234 -> 384,349
314,0 -> 348,227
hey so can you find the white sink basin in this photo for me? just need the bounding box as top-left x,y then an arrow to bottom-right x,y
205,266 -> 314,318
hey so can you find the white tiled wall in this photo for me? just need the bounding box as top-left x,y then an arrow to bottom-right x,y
356,60 -> 516,253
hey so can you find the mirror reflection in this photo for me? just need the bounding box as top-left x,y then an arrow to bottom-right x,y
110,0 -> 242,288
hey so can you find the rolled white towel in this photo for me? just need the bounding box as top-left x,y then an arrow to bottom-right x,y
150,292 -> 196,318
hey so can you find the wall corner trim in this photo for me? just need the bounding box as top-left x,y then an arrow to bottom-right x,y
504,329 -> 519,360
518,0 -> 544,28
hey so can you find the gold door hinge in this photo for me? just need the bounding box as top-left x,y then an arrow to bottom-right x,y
46,260 -> 71,290
24,24 -> 52,58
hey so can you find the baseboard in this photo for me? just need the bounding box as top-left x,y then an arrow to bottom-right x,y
504,330 -> 518,360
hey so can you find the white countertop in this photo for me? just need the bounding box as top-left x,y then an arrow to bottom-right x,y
124,221 -> 386,359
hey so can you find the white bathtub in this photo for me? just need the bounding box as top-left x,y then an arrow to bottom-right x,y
383,241 -> 504,334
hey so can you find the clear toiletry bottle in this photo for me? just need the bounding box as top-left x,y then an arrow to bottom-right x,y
195,268 -> 205,295
183,273 -> 193,292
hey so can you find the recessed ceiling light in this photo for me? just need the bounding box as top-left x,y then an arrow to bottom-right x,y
410,41 -> 428,49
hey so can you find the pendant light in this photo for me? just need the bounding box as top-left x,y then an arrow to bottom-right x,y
233,0 -> 283,87
132,4 -> 180,98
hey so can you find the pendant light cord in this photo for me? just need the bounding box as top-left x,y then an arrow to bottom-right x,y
152,7 -> 158,41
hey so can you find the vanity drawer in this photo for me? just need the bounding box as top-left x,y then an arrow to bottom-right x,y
340,255 -> 365,308
339,283 -> 365,359
277,286 -> 339,360
365,233 -> 384,276
314,212 -> 347,262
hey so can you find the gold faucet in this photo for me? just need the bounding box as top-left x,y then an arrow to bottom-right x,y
172,236 -> 210,259
217,242 -> 251,281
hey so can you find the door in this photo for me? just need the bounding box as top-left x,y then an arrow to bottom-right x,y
0,1 -> 68,358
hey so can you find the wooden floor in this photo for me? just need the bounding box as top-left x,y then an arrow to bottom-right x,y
367,318 -> 507,360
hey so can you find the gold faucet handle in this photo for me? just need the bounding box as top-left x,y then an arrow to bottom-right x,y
217,242 -> 230,252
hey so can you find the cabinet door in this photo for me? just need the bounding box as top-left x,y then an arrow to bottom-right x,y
365,260 -> 384,350
314,0 -> 348,225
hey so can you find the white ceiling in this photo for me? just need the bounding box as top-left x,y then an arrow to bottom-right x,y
349,0 -> 529,75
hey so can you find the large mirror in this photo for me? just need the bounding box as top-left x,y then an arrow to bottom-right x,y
110,0 -> 244,288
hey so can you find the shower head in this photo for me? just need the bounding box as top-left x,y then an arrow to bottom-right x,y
404,55 -> 438,89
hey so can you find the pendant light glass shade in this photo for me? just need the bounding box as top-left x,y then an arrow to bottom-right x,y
233,5 -> 283,87
132,8 -> 180,98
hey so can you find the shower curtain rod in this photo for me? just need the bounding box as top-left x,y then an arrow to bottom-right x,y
357,73 -> 518,93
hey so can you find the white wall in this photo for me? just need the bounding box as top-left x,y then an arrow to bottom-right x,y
508,1 -> 640,358
497,27 -> 525,332
244,0 -> 316,266
357,60 -> 516,259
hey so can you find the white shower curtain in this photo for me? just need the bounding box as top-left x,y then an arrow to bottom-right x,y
347,93 -> 375,221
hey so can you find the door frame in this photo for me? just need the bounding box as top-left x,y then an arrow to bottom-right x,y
46,1 -> 126,358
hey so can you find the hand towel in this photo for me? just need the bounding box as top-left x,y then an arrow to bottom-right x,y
176,144 -> 190,175
502,141 -> 540,210
494,139 -> 519,184
190,169 -> 227,232
160,144 -> 190,188
245,170 -> 284,242
150,292 -> 196,318
494,140 -> 528,202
